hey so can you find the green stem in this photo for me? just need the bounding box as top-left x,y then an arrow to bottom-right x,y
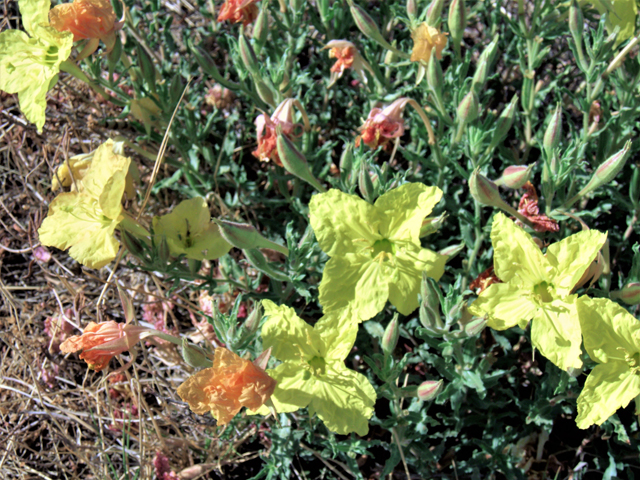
60,61 -> 127,107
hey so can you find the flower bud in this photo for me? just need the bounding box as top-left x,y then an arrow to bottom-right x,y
457,90 -> 479,124
481,34 -> 500,68
407,0 -> 417,18
358,163 -> 377,203
426,0 -> 445,27
276,131 -> 327,192
469,169 -> 511,210
243,248 -> 291,282
569,0 -> 583,49
611,282 -> 640,305
461,315 -> 487,336
349,2 -> 393,50
381,314 -> 400,356
339,143 -> 354,182
472,55 -> 489,93
631,165 -> 640,207
239,35 -> 260,77
157,235 -> 171,264
121,229 -> 145,258
253,7 -> 269,51
497,164 -> 534,189
488,95 -> 517,150
543,103 -> 563,159
243,303 -> 262,336
438,243 -> 464,260
181,338 -> 213,368
426,54 -> 444,100
214,219 -> 289,256
417,379 -> 443,401
136,44 -> 157,90
420,212 -> 447,237
419,274 -> 446,335
448,0 -> 466,53
570,141 -> 632,206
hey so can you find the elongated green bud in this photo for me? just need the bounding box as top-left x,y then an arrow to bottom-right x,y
462,315 -> 487,336
472,55 -> 489,93
276,131 -> 327,192
381,314 -> 400,356
426,0 -> 445,26
239,35 -> 260,76
496,164 -> 534,189
243,248 -> 291,282
427,54 -> 444,99
339,143 -> 354,182
489,95 -> 518,150
439,243 -> 464,260
611,282 -> 640,305
457,91 -> 479,124
448,0 -> 466,54
420,212 -> 446,237
469,169 -> 510,210
253,8 -> 269,51
419,276 -> 443,331
358,163 -> 376,203
481,34 -> 500,67
254,78 -> 276,107
214,219 -> 289,256
243,303 -> 262,336
181,338 -> 213,368
407,0 -> 417,18
349,1 -> 394,50
543,103 -> 563,158
417,380 -> 443,401
569,0 -> 583,49
569,141 -> 632,206
631,165 -> 640,207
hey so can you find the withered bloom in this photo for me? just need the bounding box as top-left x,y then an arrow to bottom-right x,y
49,0 -> 122,60
177,347 -> 276,425
323,40 -> 374,87
60,321 -> 150,371
410,23 -> 448,64
517,182 -> 559,233
217,0 -> 260,26
357,98 -> 409,150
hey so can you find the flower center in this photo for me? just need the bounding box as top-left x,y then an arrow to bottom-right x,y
622,349 -> 640,373
533,281 -> 554,303
307,356 -> 326,376
371,238 -> 395,261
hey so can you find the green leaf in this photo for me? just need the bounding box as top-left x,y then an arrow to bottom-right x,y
152,197 -> 232,261
576,361 -> 640,429
374,183 -> 442,244
491,213 -> 549,287
546,230 -> 607,296
469,282 -> 538,330
309,188 -> 379,257
530,297 -> 583,371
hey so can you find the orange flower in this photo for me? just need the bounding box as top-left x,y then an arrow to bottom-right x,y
410,23 -> 448,64
323,40 -> 374,88
60,321 -> 149,371
253,99 -> 309,166
49,0 -> 122,60
217,0 -> 260,26
177,347 -> 276,425
357,98 -> 409,150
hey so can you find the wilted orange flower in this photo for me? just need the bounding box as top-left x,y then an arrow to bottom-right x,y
217,0 -> 260,26
517,182 -> 559,233
49,0 -> 122,60
177,347 -> 276,425
323,40 -> 374,88
357,98 -> 410,150
253,99 -> 309,166
410,23 -> 448,64
60,321 -> 150,371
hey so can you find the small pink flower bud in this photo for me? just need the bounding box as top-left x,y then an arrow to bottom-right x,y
381,315 -> 400,356
33,246 -> 51,263
498,164 -> 534,189
417,379 -> 443,401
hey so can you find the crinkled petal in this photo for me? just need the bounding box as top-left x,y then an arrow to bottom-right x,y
577,297 -> 640,364
314,311 -> 358,362
576,362 -> 640,429
546,230 -> 607,296
309,189 -> 380,257
262,300 -> 324,362
388,244 -> 446,316
319,254 -> 389,322
176,368 -> 216,415
530,297 -> 582,371
19,0 -> 51,36
267,362 -> 315,413
375,183 -> 443,244
469,282 -> 538,330
491,213 -> 550,286
308,366 -> 376,436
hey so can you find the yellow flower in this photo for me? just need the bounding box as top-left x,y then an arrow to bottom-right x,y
410,23 -> 448,64
177,347 -> 276,425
